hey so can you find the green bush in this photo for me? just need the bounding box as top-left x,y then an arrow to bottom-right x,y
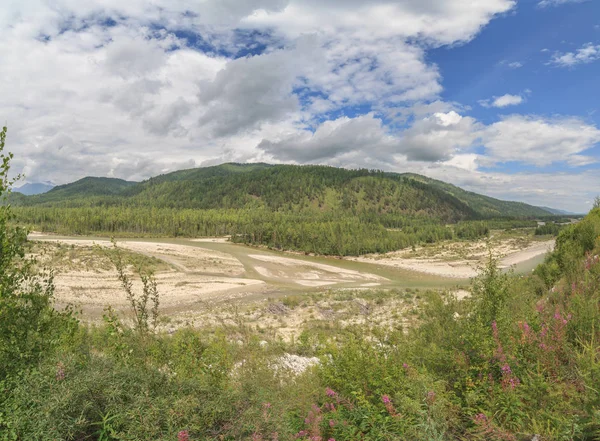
0,126 -> 77,381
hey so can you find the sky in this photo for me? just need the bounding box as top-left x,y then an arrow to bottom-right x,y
1,0 -> 599,212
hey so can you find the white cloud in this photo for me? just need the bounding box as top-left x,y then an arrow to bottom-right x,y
257,114 -> 395,162
256,111 -> 482,164
244,0 -> 515,45
481,115 -> 600,166
397,112 -> 481,162
0,0 -> 518,186
479,94 -> 524,108
538,0 -> 589,7
508,61 -> 523,68
1,0 -> 599,212
407,164 -> 600,213
550,43 -> 600,67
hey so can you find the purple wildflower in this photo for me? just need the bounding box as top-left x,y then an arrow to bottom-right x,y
55,362 -> 65,381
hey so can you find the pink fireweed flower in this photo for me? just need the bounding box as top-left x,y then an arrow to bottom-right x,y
329,419 -> 335,428
325,388 -> 337,398
474,413 -> 487,423
492,320 -> 498,338
177,430 -> 190,441
500,364 -> 511,375
55,362 -> 65,381
381,395 -> 399,417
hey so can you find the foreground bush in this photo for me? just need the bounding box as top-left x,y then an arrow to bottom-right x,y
3,226 -> 599,440
0,126 -> 76,381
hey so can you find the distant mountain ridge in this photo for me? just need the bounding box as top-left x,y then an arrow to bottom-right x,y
537,206 -> 576,216
14,182 -> 54,195
14,163 -> 552,220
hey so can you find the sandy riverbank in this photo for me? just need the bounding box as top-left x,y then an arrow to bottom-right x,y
28,235 -> 264,313
28,235 -> 390,315
350,239 -> 555,279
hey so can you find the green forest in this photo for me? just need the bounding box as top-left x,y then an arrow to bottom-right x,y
2,124 -> 600,440
12,163 -> 554,256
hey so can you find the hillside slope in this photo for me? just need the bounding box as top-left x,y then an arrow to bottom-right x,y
15,164 -> 549,220
21,177 -> 138,205
399,173 -> 551,218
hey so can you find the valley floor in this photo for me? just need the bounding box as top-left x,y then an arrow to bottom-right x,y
349,235 -> 555,278
27,232 -> 554,337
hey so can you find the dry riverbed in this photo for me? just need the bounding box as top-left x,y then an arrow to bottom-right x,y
27,232 -> 552,327
349,237 -> 555,279
28,234 -> 393,318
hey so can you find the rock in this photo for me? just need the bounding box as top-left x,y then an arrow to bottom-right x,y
274,353 -> 320,375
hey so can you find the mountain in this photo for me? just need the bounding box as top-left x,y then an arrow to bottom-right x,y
21,177 -> 138,205
14,163 -> 550,219
14,182 -> 54,195
399,173 -> 552,218
537,206 -> 576,216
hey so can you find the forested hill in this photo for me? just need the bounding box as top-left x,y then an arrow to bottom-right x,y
13,177 -> 137,204
15,163 -> 550,219
399,173 -> 551,218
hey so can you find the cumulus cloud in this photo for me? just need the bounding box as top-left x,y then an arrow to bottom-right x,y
257,114 -> 395,162
256,111 -> 484,164
550,43 -> 600,67
2,0 -> 599,212
197,48 -> 302,137
0,0 -> 518,186
481,115 -> 600,166
397,112 -> 481,162
244,0 -> 515,45
479,94 -> 524,108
